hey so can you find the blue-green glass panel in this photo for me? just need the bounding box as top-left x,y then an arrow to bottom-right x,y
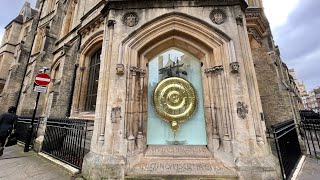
147,48 -> 207,145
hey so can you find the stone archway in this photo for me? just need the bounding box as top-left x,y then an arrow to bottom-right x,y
83,10 -> 277,179
120,12 -> 239,161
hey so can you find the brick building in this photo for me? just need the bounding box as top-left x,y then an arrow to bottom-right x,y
0,0 -> 303,179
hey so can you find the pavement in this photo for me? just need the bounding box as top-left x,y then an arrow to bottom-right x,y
0,145 -> 73,180
1,144 -> 320,180
297,156 -> 320,180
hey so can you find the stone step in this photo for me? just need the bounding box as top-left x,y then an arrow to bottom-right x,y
125,175 -> 238,180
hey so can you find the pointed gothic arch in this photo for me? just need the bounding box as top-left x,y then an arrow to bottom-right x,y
119,12 -> 238,154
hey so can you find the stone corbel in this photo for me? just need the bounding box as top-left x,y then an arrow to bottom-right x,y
237,102 -> 248,119
60,44 -> 71,56
130,67 -> 138,76
107,20 -> 116,29
116,64 -> 124,75
247,27 -> 262,45
80,66 -> 86,71
111,107 -> 121,123
230,62 -> 239,73
213,65 -> 224,74
235,15 -> 244,26
130,66 -> 146,76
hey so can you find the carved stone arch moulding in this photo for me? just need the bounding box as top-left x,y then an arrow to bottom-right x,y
79,30 -> 103,62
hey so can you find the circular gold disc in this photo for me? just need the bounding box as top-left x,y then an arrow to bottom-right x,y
153,77 -> 197,123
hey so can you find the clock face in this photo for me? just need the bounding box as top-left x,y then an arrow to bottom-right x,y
153,77 -> 197,131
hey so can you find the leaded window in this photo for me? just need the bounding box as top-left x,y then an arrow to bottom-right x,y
85,48 -> 101,111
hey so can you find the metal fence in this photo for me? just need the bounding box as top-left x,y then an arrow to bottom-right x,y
41,117 -> 94,169
267,120 -> 302,180
16,117 -> 39,144
300,119 -> 320,157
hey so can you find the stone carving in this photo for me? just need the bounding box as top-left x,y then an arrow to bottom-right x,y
79,18 -> 104,38
245,11 -> 268,29
123,12 -> 139,27
237,102 -> 248,119
107,20 -> 116,29
248,27 -> 262,44
235,15 -> 243,26
204,65 -> 224,75
111,107 -> 121,123
230,62 -> 239,73
80,66 -> 86,71
130,66 -> 146,75
210,9 -> 226,25
116,64 -> 124,75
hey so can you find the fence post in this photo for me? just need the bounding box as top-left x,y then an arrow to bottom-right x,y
33,116 -> 48,152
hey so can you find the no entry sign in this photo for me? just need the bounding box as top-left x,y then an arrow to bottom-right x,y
35,73 -> 51,86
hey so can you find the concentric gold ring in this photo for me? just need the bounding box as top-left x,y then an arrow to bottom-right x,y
153,77 -> 197,131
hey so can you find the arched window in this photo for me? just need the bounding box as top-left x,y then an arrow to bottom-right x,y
32,28 -> 45,54
85,48 -> 101,111
61,0 -> 77,37
45,0 -> 56,15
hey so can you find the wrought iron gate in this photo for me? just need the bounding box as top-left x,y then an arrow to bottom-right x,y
267,120 -> 302,179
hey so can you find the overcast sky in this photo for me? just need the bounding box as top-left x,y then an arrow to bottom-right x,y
0,0 -> 318,91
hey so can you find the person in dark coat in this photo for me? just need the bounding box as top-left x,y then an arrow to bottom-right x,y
0,106 -> 18,156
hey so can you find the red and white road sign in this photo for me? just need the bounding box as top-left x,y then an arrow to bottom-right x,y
35,73 -> 51,86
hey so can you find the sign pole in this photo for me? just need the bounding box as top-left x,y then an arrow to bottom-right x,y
24,91 -> 41,152
24,71 -> 51,152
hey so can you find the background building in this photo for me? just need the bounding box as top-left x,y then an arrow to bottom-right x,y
304,87 -> 320,113
0,0 -> 304,179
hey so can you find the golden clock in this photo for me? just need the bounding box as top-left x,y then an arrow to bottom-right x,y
153,77 -> 197,132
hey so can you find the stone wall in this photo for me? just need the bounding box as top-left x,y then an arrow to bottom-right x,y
251,41 -> 295,127
0,5 -> 39,114
246,7 -> 300,127
47,40 -> 79,117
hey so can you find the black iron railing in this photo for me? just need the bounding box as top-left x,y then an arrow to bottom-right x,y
41,118 -> 93,169
300,119 -> 320,157
267,120 -> 302,180
16,117 -> 39,144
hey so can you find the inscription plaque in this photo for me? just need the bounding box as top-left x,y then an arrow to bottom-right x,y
128,159 -> 237,177
145,145 -> 212,158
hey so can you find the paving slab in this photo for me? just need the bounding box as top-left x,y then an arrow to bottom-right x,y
0,145 -> 73,180
298,156 -> 320,180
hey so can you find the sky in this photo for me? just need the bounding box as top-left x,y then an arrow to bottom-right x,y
0,0 -> 318,91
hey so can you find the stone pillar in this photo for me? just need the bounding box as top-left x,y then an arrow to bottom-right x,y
137,69 -> 146,150
82,11 -> 126,180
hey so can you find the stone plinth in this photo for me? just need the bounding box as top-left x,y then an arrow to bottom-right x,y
127,157 -> 238,179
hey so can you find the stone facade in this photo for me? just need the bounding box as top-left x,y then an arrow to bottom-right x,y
0,0 -> 306,179
245,8 -> 301,127
0,2 -> 38,113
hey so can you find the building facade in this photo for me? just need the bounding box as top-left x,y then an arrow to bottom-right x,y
304,87 -> 320,113
0,0 -> 305,179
